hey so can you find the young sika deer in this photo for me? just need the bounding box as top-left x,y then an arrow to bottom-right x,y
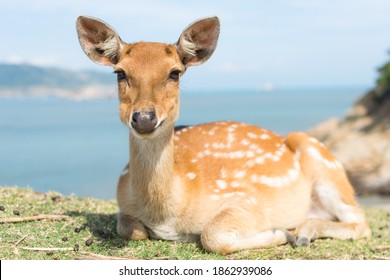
76,16 -> 371,254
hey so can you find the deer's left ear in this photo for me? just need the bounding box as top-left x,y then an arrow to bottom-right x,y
176,16 -> 220,68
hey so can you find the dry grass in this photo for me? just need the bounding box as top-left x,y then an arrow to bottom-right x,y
1,186 -> 389,260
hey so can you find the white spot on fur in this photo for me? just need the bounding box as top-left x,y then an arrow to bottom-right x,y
247,132 -> 258,139
231,151 -> 245,158
307,146 -> 322,158
231,181 -> 240,188
220,168 -> 227,179
186,172 -> 196,180
234,170 -> 246,179
250,163 -> 300,188
260,133 -> 270,140
227,132 -> 235,148
307,147 -> 343,169
241,139 -> 250,146
275,145 -> 286,157
249,144 -> 259,150
251,175 -> 285,187
227,124 -> 237,133
212,142 -> 226,149
216,180 -> 227,189
256,148 -> 264,154
308,136 -> 326,148
246,151 -> 255,158
255,156 -> 265,165
208,126 -> 219,136
252,147 -> 287,165
274,151 -> 283,158
212,152 -> 224,158
212,151 -> 247,159
287,168 -> 299,181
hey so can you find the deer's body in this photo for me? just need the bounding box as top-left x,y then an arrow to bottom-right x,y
77,16 -> 371,254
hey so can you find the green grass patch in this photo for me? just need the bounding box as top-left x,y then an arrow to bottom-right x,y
1,186 -> 389,260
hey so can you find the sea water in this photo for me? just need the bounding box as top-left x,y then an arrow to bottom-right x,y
0,87 -> 367,199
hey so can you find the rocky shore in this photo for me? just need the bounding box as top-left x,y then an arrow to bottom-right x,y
310,67 -> 390,195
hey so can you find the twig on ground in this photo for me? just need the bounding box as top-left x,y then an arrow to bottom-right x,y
20,247 -> 74,251
78,252 -> 140,260
77,252 -> 173,260
151,256 -> 174,260
14,235 -> 28,246
0,214 -> 68,224
373,245 -> 390,250
373,255 -> 390,260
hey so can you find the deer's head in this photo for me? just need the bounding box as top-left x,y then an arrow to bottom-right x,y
76,16 -> 220,138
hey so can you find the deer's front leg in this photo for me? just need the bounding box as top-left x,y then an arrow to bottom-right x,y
117,212 -> 149,240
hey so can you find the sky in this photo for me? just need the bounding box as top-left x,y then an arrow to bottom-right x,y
1,0 -> 390,90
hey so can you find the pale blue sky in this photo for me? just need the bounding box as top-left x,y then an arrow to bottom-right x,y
1,0 -> 390,89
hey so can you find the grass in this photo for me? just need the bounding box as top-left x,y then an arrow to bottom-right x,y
0,186 -> 389,260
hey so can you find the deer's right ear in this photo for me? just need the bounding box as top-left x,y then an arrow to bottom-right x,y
76,16 -> 125,66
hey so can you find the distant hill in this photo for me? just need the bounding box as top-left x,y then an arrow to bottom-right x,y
0,63 -> 116,100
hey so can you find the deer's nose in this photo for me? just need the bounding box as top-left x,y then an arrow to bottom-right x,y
131,110 -> 158,134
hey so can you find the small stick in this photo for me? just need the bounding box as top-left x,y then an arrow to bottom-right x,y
151,256 -> 173,260
373,256 -> 390,260
78,253 -> 172,260
21,247 -> 74,251
373,245 -> 390,250
0,214 -> 68,224
80,253 -> 140,260
15,235 -> 28,246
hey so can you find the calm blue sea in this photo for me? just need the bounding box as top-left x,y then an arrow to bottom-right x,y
0,87 -> 367,199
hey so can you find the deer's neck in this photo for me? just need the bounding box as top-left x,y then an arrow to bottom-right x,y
128,128 -> 176,223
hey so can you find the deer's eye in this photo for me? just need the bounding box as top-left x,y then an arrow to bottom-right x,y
114,70 -> 127,81
169,69 -> 181,81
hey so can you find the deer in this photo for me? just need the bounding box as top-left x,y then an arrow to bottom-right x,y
76,16 -> 371,254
